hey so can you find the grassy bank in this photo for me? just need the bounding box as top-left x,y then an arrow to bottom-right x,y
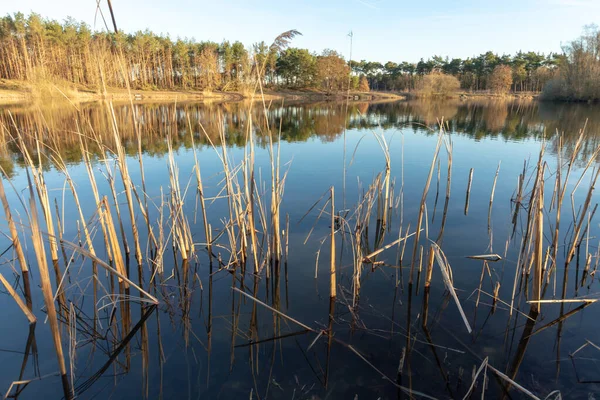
0,79 -> 405,105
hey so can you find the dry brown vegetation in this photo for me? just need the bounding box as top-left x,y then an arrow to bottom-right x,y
417,72 -> 461,97
542,25 -> 600,101
489,65 -> 513,94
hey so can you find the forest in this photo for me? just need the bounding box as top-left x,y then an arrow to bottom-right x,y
0,12 -> 598,100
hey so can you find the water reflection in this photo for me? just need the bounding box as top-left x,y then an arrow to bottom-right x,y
1,98 -> 600,399
1,99 -> 600,176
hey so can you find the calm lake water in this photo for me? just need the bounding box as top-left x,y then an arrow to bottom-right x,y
1,99 -> 600,399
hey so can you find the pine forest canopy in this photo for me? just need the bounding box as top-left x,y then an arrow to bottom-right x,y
0,12 -> 598,100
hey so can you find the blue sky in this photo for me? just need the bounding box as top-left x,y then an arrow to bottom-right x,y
3,0 -> 599,63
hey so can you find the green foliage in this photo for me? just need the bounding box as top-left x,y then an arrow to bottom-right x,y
350,75 -> 359,90
276,48 -> 316,88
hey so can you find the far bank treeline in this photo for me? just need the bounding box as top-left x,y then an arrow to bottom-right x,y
0,12 -> 599,100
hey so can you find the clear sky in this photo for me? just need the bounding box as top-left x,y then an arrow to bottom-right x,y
3,0 -> 599,63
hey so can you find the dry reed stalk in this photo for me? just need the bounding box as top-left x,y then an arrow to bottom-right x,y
409,132 -> 444,285
0,272 -> 36,324
285,214 -> 290,267
325,296 -> 335,389
330,186 -> 336,299
77,133 -> 112,262
55,237 -> 159,303
430,242 -> 472,333
395,226 -> 403,288
532,176 -> 544,313
466,254 -> 502,261
424,245 -> 435,288
100,194 -> 132,355
416,245 -> 424,294
188,118 -> 212,264
101,197 -> 128,287
16,133 -> 60,264
132,106 -> 153,258
107,102 -> 143,265
436,137 -> 452,243
363,231 -> 418,262
564,168 -> 600,274
354,206 -> 364,305
154,189 -> 166,276
268,108 -> 284,270
93,132 -> 131,257
372,132 -> 391,230
527,302 -> 592,338
492,282 -> 500,312
553,162 -> 599,303
518,148 -> 545,270
26,173 -> 70,399
244,111 -> 260,274
101,156 -> 130,256
418,246 -> 424,275
512,161 -> 526,232
51,153 -> 100,325
213,116 -> 240,268
166,142 -> 190,261
0,178 -> 28,275
464,168 -> 473,215
487,162 -> 501,242
527,298 -> 597,304
68,303 -> 76,399
475,261 -> 490,308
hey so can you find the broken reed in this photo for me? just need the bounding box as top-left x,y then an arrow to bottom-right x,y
464,168 -> 473,215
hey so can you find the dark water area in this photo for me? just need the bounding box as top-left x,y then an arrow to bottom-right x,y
1,99 -> 600,399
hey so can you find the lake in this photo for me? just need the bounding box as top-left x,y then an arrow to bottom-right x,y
1,98 -> 599,399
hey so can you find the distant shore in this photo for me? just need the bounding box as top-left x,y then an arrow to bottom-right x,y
0,79 -> 540,105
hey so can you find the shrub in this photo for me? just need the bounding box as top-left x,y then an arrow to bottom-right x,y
418,72 -> 460,97
358,75 -> 369,91
489,65 -> 513,94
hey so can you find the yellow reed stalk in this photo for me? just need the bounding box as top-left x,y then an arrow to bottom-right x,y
532,177 -> 544,312
16,134 -> 59,262
107,102 -> 143,265
27,173 -> 69,394
330,186 -> 336,299
101,196 -> 128,287
0,178 -> 27,273
0,273 -> 36,324
424,245 -> 435,288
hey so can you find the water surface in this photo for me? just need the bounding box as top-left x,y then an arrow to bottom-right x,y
1,99 -> 600,399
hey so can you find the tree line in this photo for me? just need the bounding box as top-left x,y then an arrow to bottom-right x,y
0,12 -> 598,100
0,12 -> 353,93
351,51 -> 563,93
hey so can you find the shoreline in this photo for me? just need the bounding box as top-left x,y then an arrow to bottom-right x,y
0,79 -> 540,105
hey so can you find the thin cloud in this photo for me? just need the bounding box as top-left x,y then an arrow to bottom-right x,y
549,0 -> 600,7
354,0 -> 382,10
